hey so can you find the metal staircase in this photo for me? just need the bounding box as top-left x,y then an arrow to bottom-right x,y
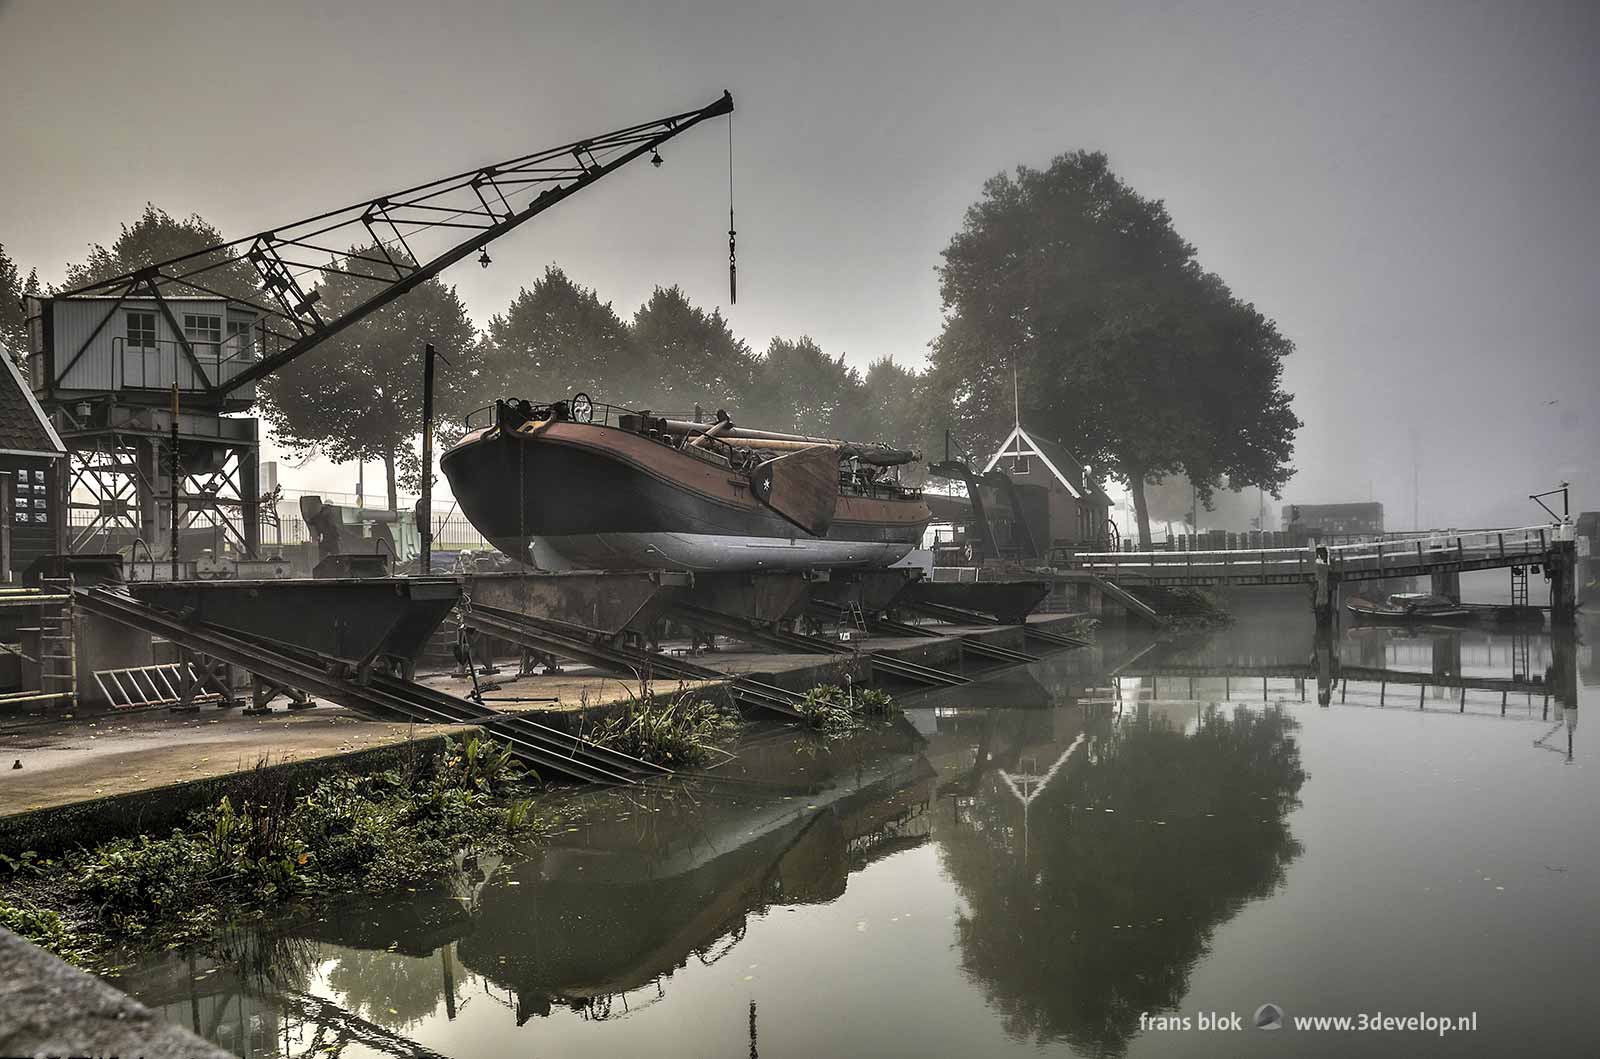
94,663 -> 220,710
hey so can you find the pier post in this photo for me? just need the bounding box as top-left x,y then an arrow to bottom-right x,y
1311,545 -> 1338,629
1314,625 -> 1336,706
1429,568 -> 1461,602
1551,625 -> 1579,759
1548,536 -> 1578,628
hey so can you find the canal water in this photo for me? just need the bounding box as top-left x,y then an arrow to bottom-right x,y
116,602 -> 1596,1057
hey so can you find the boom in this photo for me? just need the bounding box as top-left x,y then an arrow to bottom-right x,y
57,91 -> 734,398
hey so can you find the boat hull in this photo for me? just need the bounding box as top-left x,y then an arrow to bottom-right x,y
1346,600 -> 1473,623
441,422 -> 930,573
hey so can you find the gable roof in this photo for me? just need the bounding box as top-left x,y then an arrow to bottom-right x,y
0,346 -> 66,457
982,425 -> 1111,504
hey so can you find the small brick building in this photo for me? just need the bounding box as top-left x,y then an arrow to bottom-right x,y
983,425 -> 1112,550
0,349 -> 67,581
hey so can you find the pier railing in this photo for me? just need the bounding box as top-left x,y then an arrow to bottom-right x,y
1064,524 -> 1568,584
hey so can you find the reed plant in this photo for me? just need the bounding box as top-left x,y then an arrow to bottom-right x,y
589,684 -> 740,768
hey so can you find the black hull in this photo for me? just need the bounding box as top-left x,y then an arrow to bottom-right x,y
441,427 -> 928,572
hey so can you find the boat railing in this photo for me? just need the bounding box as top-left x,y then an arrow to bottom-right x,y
462,398 -> 648,431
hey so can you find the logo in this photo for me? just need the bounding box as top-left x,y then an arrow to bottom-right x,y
1254,1003 -> 1285,1031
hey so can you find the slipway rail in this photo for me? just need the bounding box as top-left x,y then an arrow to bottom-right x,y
463,602 -> 806,718
74,587 -> 665,785
1065,525 -> 1569,588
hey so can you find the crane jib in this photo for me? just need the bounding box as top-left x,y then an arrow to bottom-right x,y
54,91 -> 735,397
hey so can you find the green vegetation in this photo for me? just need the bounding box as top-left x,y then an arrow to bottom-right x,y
929,151 -> 1299,545
796,683 -> 899,733
0,734 -> 553,970
589,684 -> 740,768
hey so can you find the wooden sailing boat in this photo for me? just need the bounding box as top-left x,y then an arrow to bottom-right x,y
441,397 -> 931,572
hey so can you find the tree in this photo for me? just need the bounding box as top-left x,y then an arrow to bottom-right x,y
1143,473 -> 1272,534
0,241 -> 39,366
860,356 -> 922,447
740,336 -> 868,438
256,246 -> 480,512
931,151 -> 1299,545
480,266 -> 643,407
629,285 -> 754,413
61,204 -> 260,304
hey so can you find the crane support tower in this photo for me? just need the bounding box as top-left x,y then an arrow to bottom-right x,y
22,91 -> 734,567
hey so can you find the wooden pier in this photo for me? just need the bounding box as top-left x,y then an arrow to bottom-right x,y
1062,524 -> 1581,626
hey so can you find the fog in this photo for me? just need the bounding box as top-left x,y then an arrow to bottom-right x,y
2,0 -> 1595,526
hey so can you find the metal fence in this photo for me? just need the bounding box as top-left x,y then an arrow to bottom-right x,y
69,508 -> 492,553
258,512 -> 490,550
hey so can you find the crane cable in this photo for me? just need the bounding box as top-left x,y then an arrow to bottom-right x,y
727,109 -> 737,305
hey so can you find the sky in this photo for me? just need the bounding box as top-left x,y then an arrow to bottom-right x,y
1,0 -> 1596,528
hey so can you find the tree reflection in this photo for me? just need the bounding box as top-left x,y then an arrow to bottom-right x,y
323,946 -> 456,1031
936,704 -> 1306,1055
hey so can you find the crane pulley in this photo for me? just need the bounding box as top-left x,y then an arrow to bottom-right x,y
58,91 -> 735,398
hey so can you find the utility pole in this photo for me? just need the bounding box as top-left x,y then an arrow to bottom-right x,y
169,384 -> 180,582
419,343 -> 439,575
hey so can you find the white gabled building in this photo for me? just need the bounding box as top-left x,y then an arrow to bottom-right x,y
983,425 -> 1113,548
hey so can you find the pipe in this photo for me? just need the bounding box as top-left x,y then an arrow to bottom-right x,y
689,417 -> 736,450
654,418 -> 917,465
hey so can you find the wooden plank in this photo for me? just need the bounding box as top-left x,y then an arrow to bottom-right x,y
748,444 -> 839,537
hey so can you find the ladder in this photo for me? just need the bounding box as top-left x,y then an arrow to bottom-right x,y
1510,565 -> 1529,608
846,601 -> 868,631
1511,632 -> 1531,683
36,577 -> 77,710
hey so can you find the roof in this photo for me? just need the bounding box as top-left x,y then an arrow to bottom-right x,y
982,425 -> 1111,505
0,346 -> 66,457
42,294 -> 235,302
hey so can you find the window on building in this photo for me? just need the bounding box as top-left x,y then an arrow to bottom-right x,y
225,318 -> 255,359
183,314 -> 222,346
1007,455 -> 1030,475
125,311 -> 157,349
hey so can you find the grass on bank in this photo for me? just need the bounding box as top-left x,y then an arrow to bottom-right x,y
0,733 -> 551,970
588,684 -> 741,768
796,683 -> 898,733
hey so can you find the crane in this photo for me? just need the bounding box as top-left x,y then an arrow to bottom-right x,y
55,90 -> 735,401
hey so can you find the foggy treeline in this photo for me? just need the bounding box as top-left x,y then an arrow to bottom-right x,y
0,150 -> 1300,543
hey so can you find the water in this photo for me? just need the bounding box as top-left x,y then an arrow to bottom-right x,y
116,602 -> 1596,1057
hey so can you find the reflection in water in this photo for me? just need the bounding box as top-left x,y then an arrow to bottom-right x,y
1098,612 -> 1581,759
115,606 -> 1589,1059
927,703 -> 1305,1054
452,722 -> 936,1021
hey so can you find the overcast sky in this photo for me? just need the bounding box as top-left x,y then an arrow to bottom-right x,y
2,0 -> 1595,527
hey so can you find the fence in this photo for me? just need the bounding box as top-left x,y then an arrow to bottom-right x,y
69,507 -> 492,554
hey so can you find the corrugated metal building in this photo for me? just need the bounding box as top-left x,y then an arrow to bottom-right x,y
26,295 -> 260,409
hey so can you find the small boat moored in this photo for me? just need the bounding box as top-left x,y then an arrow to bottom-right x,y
1346,592 -> 1472,623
